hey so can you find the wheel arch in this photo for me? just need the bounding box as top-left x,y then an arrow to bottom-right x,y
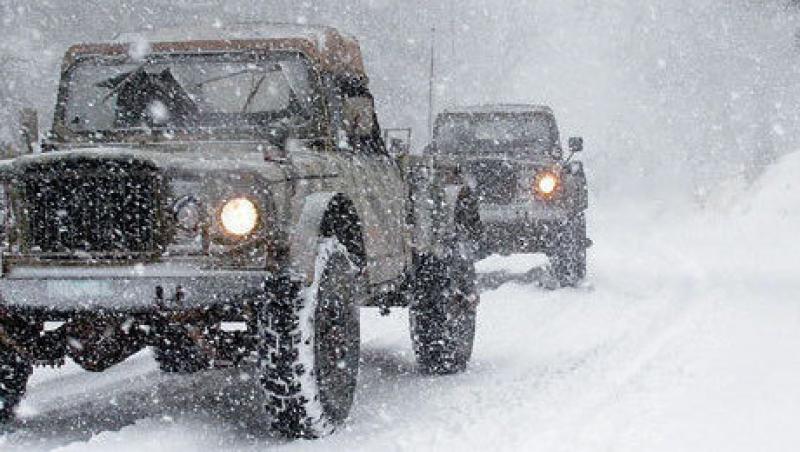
289,192 -> 366,283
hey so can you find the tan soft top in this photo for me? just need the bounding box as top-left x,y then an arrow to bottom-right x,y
64,23 -> 366,78
443,104 -> 554,115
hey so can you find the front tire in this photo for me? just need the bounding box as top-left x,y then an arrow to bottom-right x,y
257,238 -> 362,439
550,213 -> 588,287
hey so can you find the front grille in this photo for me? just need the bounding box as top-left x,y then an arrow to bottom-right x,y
467,159 -> 518,204
21,158 -> 162,255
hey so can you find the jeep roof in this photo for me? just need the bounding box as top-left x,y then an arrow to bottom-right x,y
63,22 -> 366,78
441,104 -> 554,116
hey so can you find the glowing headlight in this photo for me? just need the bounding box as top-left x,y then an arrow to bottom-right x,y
220,198 -> 259,236
534,171 -> 559,196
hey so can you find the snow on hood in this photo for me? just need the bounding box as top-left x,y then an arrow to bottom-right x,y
435,151 -> 558,167
8,143 -> 288,180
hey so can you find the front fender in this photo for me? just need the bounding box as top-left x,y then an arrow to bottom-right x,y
563,161 -> 589,213
288,192 -> 341,283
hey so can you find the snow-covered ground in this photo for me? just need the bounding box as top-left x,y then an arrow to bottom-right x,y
2,153 -> 800,451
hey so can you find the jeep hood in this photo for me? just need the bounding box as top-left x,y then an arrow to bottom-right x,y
6,143 -> 289,182
463,151 -> 558,165
436,153 -> 558,169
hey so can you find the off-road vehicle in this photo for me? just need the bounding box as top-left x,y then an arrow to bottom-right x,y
427,104 -> 589,286
0,24 -> 482,438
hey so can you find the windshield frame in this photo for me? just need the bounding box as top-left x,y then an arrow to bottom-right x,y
432,111 -> 560,156
52,49 -> 327,143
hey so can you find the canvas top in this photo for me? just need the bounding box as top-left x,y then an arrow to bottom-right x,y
441,104 -> 554,115
63,22 -> 366,78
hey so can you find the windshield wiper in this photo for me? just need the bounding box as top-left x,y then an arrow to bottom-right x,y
242,75 -> 267,113
194,64 -> 300,115
193,64 -> 283,88
193,68 -> 260,88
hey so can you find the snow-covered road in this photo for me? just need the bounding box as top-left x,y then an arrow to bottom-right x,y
3,155 -> 800,451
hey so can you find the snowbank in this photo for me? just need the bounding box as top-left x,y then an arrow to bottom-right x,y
741,150 -> 800,221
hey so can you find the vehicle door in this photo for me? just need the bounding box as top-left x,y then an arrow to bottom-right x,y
330,81 -> 409,285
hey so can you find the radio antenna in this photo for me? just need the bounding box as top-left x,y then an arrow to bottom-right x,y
427,26 -> 436,141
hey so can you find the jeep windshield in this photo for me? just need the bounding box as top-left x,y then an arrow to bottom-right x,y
58,51 -> 321,139
434,113 -> 557,154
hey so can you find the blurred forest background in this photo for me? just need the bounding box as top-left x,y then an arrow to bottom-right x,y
2,0 -> 800,204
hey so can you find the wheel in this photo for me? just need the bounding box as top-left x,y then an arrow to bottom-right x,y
550,213 -> 588,287
257,238 -> 362,439
410,227 -> 479,375
0,343 -> 32,423
153,328 -> 209,374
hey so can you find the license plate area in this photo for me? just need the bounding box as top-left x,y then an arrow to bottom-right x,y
46,280 -> 114,300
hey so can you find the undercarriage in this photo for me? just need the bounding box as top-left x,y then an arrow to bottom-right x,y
481,210 -> 590,287
483,219 -> 568,255
0,267 -> 275,372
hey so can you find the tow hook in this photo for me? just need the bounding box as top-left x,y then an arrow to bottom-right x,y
154,285 -> 187,307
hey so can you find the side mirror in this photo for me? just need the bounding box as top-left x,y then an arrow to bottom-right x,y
344,97 -> 375,138
18,108 -> 39,154
568,136 -> 584,154
383,128 -> 412,157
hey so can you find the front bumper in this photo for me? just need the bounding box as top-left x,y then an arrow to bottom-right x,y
479,201 -> 569,224
0,263 -> 269,311
482,220 -> 563,255
479,202 -> 576,255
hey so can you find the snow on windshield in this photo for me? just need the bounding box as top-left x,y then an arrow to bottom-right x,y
435,113 -> 557,152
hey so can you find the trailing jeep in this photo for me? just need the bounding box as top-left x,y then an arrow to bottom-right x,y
0,24 -> 481,438
427,104 -> 590,287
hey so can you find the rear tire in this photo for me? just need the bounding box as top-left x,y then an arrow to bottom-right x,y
410,228 -> 479,375
257,238 -> 362,439
0,344 -> 32,423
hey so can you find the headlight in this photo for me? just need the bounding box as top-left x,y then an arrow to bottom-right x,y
220,197 -> 259,236
174,196 -> 201,232
534,171 -> 560,196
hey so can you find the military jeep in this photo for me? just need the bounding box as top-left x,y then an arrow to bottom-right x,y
427,104 -> 590,286
0,24 -> 482,438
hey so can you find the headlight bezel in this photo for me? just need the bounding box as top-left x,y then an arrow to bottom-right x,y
167,174 -> 271,257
